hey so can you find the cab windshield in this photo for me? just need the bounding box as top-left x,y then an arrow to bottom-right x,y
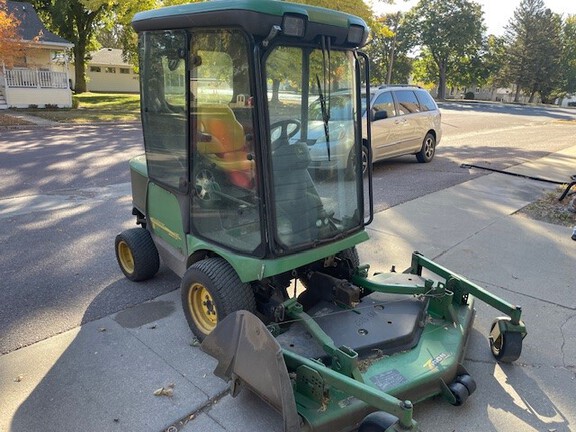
265,45 -> 363,251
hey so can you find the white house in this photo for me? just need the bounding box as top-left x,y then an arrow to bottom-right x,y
0,1 -> 73,109
70,48 -> 139,93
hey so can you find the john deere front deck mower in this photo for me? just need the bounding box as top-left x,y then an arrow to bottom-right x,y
115,1 -> 527,430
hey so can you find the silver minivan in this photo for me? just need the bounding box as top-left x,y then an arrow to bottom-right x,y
305,85 -> 442,176
369,85 -> 442,166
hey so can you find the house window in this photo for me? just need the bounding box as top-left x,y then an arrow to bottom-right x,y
120,68 -> 130,74
105,67 -> 116,73
90,66 -> 101,73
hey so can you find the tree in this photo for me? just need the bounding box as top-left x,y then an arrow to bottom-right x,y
504,0 -> 562,103
364,13 -> 412,85
559,15 -> 576,100
0,0 -> 24,66
30,0 -> 157,93
400,0 -> 485,99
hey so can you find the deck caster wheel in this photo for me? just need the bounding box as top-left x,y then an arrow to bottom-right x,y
115,228 -> 160,281
358,411 -> 398,432
456,374 -> 477,396
489,318 -> 523,363
448,381 -> 469,406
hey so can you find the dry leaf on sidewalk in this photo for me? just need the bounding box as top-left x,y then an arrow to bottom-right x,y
153,383 -> 175,397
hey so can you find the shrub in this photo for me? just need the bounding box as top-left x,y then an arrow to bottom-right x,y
45,104 -> 59,110
464,91 -> 475,100
28,104 -> 38,109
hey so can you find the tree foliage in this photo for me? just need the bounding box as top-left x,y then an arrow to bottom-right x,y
364,13 -> 412,85
0,0 -> 24,66
400,0 -> 485,99
504,0 -> 563,103
560,15 -> 576,98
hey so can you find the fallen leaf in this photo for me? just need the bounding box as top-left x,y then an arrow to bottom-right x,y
14,375 -> 24,382
153,383 -> 175,397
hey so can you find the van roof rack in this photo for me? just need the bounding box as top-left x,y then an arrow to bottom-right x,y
378,84 -> 422,89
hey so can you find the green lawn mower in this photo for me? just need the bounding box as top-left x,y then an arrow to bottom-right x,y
116,1 -> 527,430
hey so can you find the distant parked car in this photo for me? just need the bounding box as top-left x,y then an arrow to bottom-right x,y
302,85 -> 442,177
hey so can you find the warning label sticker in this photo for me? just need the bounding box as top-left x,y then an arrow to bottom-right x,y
369,369 -> 408,392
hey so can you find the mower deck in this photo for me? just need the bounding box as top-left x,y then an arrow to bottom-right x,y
202,252 -> 525,432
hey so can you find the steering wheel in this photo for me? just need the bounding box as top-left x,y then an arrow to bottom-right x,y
270,119 -> 301,141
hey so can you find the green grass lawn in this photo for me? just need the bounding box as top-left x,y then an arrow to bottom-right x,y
15,93 -> 141,124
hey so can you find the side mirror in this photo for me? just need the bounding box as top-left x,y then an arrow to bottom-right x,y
373,109 -> 388,121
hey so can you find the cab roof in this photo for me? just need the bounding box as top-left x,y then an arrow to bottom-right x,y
132,0 -> 369,48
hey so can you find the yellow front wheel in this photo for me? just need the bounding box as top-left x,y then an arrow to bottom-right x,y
181,257 -> 256,341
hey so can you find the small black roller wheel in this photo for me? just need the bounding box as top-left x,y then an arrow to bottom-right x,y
448,381 -> 469,406
489,319 -> 523,363
115,228 -> 160,282
456,374 -> 477,396
358,411 -> 398,432
181,257 -> 256,341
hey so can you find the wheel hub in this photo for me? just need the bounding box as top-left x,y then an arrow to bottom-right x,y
117,241 -> 135,273
189,282 -> 218,334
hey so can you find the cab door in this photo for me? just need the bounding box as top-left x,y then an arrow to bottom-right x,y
140,30 -> 188,254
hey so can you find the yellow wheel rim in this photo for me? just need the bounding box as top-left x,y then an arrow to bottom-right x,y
117,240 -> 135,274
188,282 -> 218,335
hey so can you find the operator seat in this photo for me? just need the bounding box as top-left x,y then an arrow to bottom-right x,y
196,104 -> 254,189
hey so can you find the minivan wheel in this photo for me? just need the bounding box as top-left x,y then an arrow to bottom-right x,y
345,145 -> 369,179
416,133 -> 436,163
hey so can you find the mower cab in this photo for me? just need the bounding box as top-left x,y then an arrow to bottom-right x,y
115,1 -> 527,431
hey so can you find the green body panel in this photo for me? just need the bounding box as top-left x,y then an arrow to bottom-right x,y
129,154 -> 369,281
129,155 -> 148,213
187,230 -> 369,283
147,183 -> 187,253
129,154 -> 147,177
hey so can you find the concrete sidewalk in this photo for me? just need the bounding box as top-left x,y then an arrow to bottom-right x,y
1,147 -> 576,432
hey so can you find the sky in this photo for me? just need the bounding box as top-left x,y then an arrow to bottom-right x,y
371,0 -> 576,36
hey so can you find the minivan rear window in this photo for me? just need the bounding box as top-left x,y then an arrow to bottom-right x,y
395,90 -> 421,115
415,90 -> 437,112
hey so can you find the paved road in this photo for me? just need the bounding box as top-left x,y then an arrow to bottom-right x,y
371,102 -> 576,212
1,103 -> 576,355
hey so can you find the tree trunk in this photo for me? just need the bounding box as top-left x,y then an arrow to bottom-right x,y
74,44 -> 87,93
514,83 -> 521,103
437,63 -> 446,99
271,79 -> 280,103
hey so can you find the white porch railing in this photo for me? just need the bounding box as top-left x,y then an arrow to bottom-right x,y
4,69 -> 69,89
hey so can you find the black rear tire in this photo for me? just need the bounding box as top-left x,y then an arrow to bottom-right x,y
416,132 -> 436,163
181,257 -> 256,341
115,228 -> 160,282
